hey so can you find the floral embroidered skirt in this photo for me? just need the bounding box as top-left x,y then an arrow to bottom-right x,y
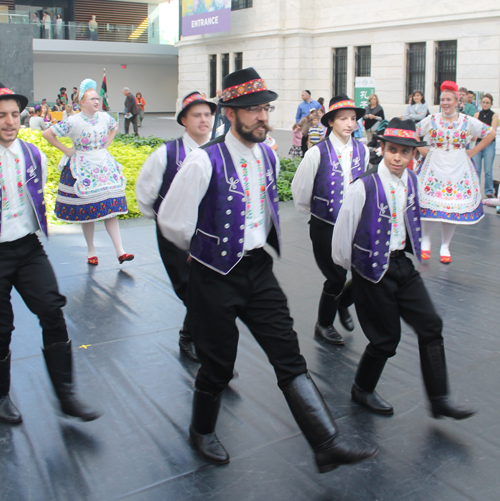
420,204 -> 484,224
55,163 -> 128,222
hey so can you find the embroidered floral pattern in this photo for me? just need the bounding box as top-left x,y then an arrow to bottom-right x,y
240,157 -> 266,228
0,151 -> 25,220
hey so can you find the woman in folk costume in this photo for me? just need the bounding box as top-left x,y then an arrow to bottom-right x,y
43,79 -> 134,266
416,81 -> 495,264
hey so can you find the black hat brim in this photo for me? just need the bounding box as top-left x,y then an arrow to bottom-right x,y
374,134 -> 427,148
176,99 -> 217,126
221,89 -> 278,108
321,106 -> 365,127
0,93 -> 29,112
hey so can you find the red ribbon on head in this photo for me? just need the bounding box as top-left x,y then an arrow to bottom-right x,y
328,100 -> 356,112
182,92 -> 208,110
222,79 -> 267,102
384,128 -> 417,139
0,88 -> 15,96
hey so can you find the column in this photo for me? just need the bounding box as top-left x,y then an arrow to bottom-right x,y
425,40 -> 436,106
347,45 -> 355,98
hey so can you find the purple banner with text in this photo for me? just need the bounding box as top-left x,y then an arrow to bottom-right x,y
182,0 -> 231,37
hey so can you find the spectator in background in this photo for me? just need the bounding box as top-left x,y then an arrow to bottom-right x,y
29,105 -> 48,131
458,87 -> 476,117
55,14 -> 63,39
41,104 -> 52,124
136,92 -> 146,127
407,93 -> 413,105
317,97 -> 325,113
467,91 -> 478,112
32,12 -> 41,38
308,114 -> 323,149
473,93 -> 498,198
289,123 -> 303,158
62,103 -> 76,120
299,108 -> 316,157
364,94 -> 385,142
403,90 -> 428,123
89,15 -> 98,41
52,99 -> 64,112
58,87 -> 68,106
20,107 -> 31,126
42,11 -> 51,39
71,87 -> 80,109
296,90 -> 320,123
41,98 -> 47,107
316,108 -> 328,138
122,87 -> 139,136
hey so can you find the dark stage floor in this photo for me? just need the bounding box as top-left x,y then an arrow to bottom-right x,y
2,203 -> 500,501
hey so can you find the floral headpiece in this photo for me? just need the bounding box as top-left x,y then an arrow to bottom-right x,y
79,79 -> 97,101
440,81 -> 459,98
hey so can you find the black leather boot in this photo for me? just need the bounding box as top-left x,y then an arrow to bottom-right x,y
419,339 -> 476,420
351,350 -> 393,415
0,351 -> 22,424
315,292 -> 344,345
338,280 -> 354,332
179,317 -> 199,362
43,341 -> 102,422
283,373 -> 378,473
189,388 -> 229,464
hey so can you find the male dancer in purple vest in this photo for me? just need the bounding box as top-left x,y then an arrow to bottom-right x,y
292,95 -> 369,346
332,118 -> 476,420
158,68 -> 377,473
0,84 -> 101,423
136,92 -> 216,361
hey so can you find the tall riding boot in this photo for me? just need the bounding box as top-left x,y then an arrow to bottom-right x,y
351,349 -> 393,415
189,387 -> 229,464
42,341 -> 102,422
0,351 -> 22,424
338,280 -> 354,332
314,292 -> 344,345
419,339 -> 476,420
283,373 -> 378,473
179,315 -> 199,362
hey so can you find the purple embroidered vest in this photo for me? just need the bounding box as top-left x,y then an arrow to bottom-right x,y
311,137 -> 366,225
190,138 -> 280,275
352,168 -> 422,283
153,137 -> 186,216
0,141 -> 47,238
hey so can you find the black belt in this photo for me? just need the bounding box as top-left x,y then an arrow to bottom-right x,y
0,232 -> 37,248
390,250 -> 406,257
243,247 -> 265,257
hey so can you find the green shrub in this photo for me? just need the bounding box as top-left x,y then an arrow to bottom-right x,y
277,157 -> 301,201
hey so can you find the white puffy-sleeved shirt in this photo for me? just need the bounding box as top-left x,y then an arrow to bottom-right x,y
332,161 -> 409,271
291,132 -> 369,215
0,139 -> 48,243
157,130 -> 280,252
135,132 -> 205,219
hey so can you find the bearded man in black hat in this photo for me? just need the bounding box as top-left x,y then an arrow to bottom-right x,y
0,84 -> 101,424
292,95 -> 369,347
158,68 -> 377,473
136,92 -> 216,361
332,118 -> 476,420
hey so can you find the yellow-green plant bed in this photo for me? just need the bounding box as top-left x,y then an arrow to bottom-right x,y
18,129 -> 153,225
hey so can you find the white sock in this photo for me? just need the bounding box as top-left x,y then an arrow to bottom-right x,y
104,217 -> 125,257
421,220 -> 436,252
440,223 -> 456,257
81,222 -> 96,258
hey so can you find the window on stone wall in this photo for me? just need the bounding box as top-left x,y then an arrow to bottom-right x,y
406,43 -> 426,102
231,0 -> 253,10
434,40 -> 457,105
209,54 -> 217,98
355,46 -> 371,77
332,48 -> 348,96
221,53 -> 230,80
234,52 -> 243,71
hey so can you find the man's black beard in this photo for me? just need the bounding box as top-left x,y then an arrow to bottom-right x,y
234,112 -> 272,144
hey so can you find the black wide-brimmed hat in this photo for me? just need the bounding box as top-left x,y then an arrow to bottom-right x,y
176,91 -> 216,126
321,94 -> 365,126
374,117 -> 427,147
177,90 -> 217,127
0,83 -> 28,112
220,67 -> 278,107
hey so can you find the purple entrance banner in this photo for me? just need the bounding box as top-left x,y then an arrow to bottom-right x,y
182,8 -> 231,37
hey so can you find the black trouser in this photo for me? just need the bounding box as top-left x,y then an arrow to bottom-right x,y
352,252 -> 443,358
156,223 -> 190,306
0,234 -> 68,358
301,135 -> 308,156
124,114 -> 138,136
309,216 -> 352,302
188,249 -> 307,395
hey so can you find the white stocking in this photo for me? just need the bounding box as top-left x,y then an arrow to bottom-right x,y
440,223 -> 456,257
421,220 -> 437,252
81,222 -> 96,258
104,217 -> 125,257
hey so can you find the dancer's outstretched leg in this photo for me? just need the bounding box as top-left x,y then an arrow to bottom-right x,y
104,217 -> 134,263
439,222 -> 456,263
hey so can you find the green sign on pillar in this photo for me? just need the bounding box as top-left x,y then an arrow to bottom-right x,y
355,77 -> 376,109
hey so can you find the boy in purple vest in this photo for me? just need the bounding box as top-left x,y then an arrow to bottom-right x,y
0,84 -> 101,424
332,118 -> 476,420
158,68 -> 377,473
292,95 -> 369,346
136,92 -> 216,361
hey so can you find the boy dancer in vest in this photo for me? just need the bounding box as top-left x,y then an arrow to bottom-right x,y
332,118 -> 476,420
158,68 -> 377,473
292,96 -> 369,345
0,85 -> 101,423
136,92 -> 216,361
